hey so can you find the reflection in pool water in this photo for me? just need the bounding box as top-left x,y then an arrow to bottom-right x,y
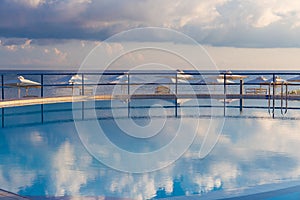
0,99 -> 300,199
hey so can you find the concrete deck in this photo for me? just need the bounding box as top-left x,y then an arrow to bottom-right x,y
0,94 -> 299,108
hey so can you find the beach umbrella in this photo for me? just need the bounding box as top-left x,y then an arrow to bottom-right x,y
68,74 -> 91,85
159,70 -> 196,83
5,76 -> 41,98
109,73 -> 146,95
208,71 -> 247,81
109,74 -> 145,84
266,76 -> 286,84
56,74 -> 90,85
287,75 -> 300,82
197,78 -> 234,94
198,77 -> 235,84
55,75 -> 93,95
245,76 -> 268,85
176,70 -> 195,80
5,76 -> 41,87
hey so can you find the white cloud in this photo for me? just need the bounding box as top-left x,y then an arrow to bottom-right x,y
5,45 -> 18,51
52,141 -> 95,196
0,166 -> 36,194
54,47 -> 67,61
12,0 -> 45,8
21,39 -> 32,49
254,8 -> 282,28
44,48 -> 50,53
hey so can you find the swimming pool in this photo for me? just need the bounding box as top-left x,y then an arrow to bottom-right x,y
1,99 -> 300,199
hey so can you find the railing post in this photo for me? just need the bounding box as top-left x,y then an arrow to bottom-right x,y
1,108 -> 4,128
268,83 -> 271,115
239,79 -> 243,112
127,72 -> 130,96
81,74 -> 85,96
285,83 -> 288,114
1,74 -> 4,100
175,72 -> 178,115
223,73 -> 226,117
41,74 -> 44,98
1,75 -> 3,128
272,74 -> 275,118
127,73 -> 130,117
175,72 -> 178,95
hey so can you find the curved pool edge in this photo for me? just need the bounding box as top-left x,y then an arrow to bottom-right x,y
162,180 -> 300,200
0,95 -> 112,108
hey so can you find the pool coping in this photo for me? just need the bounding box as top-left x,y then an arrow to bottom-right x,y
0,95 -> 112,108
1,94 -> 300,108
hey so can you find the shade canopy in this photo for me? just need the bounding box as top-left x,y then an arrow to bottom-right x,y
266,76 -> 286,84
109,74 -> 145,84
245,76 -> 268,84
210,74 -> 247,80
56,74 -> 91,85
154,77 -> 189,84
208,71 -> 247,80
5,76 -> 41,87
287,75 -> 300,82
176,70 -> 195,80
198,77 -> 235,84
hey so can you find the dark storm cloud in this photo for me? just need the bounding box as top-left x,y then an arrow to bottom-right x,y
1,0 -> 300,47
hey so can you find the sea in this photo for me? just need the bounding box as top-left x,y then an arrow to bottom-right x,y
1,70 -> 300,100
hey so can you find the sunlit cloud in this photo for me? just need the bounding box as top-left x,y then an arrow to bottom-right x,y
1,0 -> 300,47
54,47 -> 68,61
11,0 -> 45,8
52,141 -> 95,196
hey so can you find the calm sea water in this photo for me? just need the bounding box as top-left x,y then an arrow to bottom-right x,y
1,70 -> 300,99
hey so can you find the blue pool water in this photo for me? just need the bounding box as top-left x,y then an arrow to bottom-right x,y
1,99 -> 300,199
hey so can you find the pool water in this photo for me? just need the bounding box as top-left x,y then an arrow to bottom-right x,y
0,99 -> 300,199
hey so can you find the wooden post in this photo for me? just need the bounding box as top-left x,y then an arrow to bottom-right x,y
25,87 -> 29,96
18,88 -> 21,99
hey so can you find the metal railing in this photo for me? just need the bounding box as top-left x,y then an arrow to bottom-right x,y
0,71 -> 300,128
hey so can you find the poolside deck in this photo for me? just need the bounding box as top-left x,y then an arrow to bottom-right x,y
0,94 -> 300,108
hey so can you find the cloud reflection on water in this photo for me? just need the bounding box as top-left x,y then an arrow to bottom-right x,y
0,110 -> 300,199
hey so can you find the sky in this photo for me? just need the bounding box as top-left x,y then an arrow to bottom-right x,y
1,0 -> 300,70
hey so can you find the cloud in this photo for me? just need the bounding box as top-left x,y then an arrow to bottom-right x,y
52,141 -> 94,196
0,37 -> 32,51
0,0 -> 300,47
53,47 -> 67,61
11,0 -> 45,8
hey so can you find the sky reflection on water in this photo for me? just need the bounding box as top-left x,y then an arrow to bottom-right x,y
0,100 -> 300,199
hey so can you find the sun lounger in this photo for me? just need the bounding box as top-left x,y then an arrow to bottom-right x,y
245,88 -> 268,94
